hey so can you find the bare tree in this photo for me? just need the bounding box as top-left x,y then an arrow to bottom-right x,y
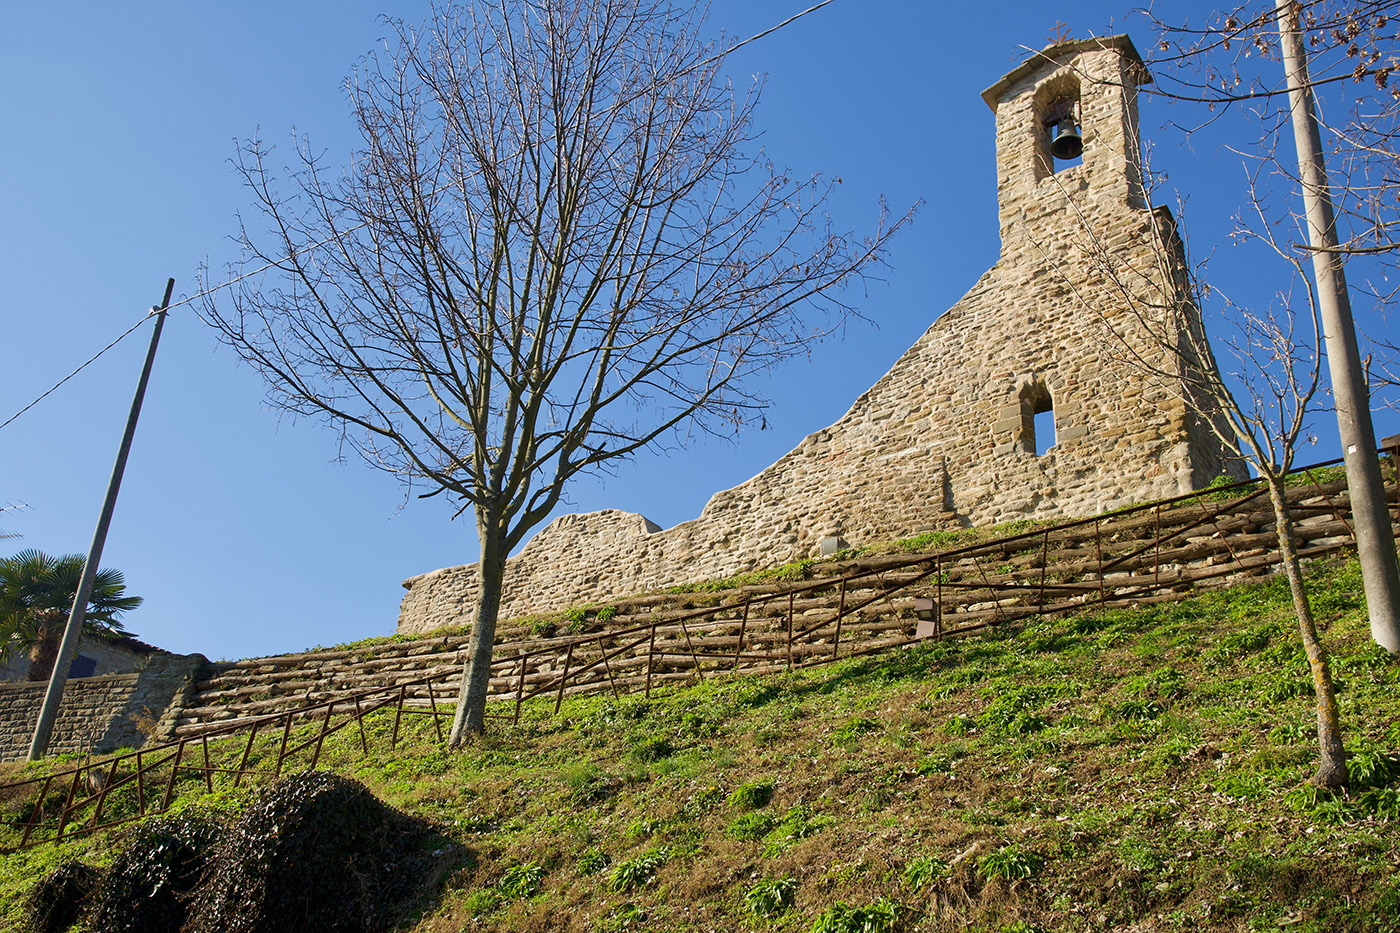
1047,167 -> 1350,785
1142,0 -> 1400,657
1373,339 -> 1400,405
199,0 -> 908,743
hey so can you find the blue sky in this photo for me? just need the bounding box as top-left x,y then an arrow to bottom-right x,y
2,1 -> 1393,662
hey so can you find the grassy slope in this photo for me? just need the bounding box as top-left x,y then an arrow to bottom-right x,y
2,555 -> 1399,933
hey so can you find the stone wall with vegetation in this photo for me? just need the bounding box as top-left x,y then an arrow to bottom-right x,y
397,37 -> 1243,637
0,653 -> 206,761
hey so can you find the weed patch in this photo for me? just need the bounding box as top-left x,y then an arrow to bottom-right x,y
727,778 -> 774,811
744,876 -> 796,920
609,849 -> 669,892
808,897 -> 906,933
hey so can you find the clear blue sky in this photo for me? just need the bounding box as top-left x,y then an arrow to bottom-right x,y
2,1 -> 1393,662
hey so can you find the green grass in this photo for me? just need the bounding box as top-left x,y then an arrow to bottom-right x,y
2,556 -> 1399,932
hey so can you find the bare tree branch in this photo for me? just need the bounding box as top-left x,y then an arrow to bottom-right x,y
198,0 -> 912,742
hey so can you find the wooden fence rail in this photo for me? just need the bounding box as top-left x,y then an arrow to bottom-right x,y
474,458 -> 1394,719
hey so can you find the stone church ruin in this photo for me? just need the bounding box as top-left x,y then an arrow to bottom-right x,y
397,35 -> 1240,637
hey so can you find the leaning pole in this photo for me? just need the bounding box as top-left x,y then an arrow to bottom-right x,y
1275,0 -> 1400,654
28,278 -> 175,761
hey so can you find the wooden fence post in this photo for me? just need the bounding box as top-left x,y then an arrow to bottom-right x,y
515,657 -> 528,725
54,770 -> 83,840
1096,518 -> 1105,605
87,756 -> 122,830
1037,530 -> 1049,616
353,696 -> 369,754
734,601 -> 750,668
1154,504 -> 1162,589
161,739 -> 187,811
600,634 -> 621,698
135,751 -> 147,816
274,712 -> 294,778
555,642 -> 575,714
645,623 -> 657,698
786,592 -> 794,669
201,735 -> 214,793
425,679 -> 444,743
235,722 -> 259,788
832,578 -> 847,659
309,702 -> 335,770
936,556 -> 943,639
22,776 -> 54,847
391,685 -> 406,751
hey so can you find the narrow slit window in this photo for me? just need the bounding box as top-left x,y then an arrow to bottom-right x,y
1017,381 -> 1054,455
1034,405 -> 1056,455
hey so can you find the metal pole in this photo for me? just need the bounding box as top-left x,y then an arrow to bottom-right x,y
28,279 -> 175,761
1276,1 -> 1400,653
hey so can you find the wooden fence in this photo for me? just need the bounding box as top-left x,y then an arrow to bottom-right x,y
4,450 -> 1397,852
482,459 -> 1394,719
0,677 -> 450,851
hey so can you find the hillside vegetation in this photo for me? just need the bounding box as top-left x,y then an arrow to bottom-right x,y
2,555 -> 1398,932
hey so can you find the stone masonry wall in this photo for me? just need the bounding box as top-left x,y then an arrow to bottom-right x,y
0,653 -> 206,762
398,37 -> 1244,636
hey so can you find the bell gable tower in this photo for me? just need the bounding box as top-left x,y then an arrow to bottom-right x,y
982,36 -> 1152,255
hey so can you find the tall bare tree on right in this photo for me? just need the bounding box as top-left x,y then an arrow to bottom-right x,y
1147,0 -> 1400,656
1056,169 -> 1351,785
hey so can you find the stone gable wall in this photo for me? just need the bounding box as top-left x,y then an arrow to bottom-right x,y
397,38 -> 1243,637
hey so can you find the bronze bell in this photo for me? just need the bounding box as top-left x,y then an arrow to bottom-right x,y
1050,115 -> 1083,160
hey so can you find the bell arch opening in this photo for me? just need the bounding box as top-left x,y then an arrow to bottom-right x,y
1033,74 -> 1082,179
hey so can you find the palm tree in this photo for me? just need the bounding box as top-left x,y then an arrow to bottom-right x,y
0,550 -> 142,681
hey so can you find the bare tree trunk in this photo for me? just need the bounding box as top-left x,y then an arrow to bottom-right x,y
196,1 -> 909,739
448,522 -> 506,746
1267,477 -> 1349,789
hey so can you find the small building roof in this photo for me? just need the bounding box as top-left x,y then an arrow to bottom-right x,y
981,34 -> 1150,112
96,630 -> 170,656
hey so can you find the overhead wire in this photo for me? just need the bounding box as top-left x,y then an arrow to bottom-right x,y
721,0 -> 832,59
0,0 -> 837,436
0,312 -> 159,434
0,233 -> 365,435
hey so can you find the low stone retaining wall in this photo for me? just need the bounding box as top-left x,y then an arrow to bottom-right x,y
0,653 -> 206,762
